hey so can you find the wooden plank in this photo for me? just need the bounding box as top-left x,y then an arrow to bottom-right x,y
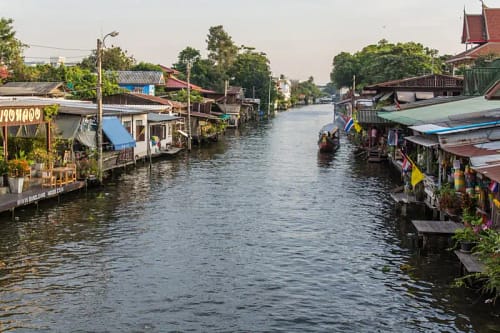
412,220 -> 463,235
454,250 -> 485,273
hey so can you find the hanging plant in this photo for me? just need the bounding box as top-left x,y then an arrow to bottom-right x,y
43,104 -> 59,122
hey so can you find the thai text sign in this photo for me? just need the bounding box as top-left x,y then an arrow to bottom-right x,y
0,106 -> 44,125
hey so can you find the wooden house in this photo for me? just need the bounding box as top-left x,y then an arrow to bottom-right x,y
0,82 -> 68,98
114,71 -> 165,96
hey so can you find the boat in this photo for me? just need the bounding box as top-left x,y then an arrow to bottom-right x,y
318,123 -> 340,153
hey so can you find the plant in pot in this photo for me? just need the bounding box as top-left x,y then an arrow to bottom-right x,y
28,147 -> 50,175
7,158 -> 31,193
436,183 -> 461,215
452,226 -> 479,253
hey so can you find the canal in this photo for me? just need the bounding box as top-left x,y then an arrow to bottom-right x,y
0,104 -> 498,332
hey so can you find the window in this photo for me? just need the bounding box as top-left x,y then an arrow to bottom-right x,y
151,125 -> 165,140
123,121 -> 132,134
136,120 -> 145,141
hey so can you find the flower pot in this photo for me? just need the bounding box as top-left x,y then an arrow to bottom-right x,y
8,177 -> 24,194
460,241 -> 475,253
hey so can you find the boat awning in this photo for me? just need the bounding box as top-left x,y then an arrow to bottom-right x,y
404,135 -> 439,147
102,116 -> 136,150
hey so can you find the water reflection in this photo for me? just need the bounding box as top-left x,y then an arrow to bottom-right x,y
0,105 -> 498,332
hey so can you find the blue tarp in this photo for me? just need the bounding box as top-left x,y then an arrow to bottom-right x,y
102,116 -> 136,150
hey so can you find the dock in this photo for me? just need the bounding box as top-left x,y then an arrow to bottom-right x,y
411,220 -> 463,248
454,250 -> 485,274
0,181 -> 86,217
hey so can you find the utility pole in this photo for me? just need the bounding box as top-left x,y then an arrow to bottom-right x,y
96,31 -> 118,184
186,61 -> 192,151
96,37 -> 103,184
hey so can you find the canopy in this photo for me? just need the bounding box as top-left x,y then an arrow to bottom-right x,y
378,97 -> 500,125
102,116 -> 136,150
404,135 -> 439,147
319,123 -> 338,133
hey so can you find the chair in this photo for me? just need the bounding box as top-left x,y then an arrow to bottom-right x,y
41,170 -> 56,188
66,163 -> 77,182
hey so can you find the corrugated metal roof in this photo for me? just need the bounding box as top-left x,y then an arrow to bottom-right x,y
148,113 -> 180,122
114,71 -> 165,85
404,135 -> 439,147
0,82 -> 65,96
409,124 -> 450,133
381,96 -> 471,112
471,153 -> 500,167
441,141 -> 500,157
356,110 -> 392,124
378,97 -> 500,125
473,164 -> 500,183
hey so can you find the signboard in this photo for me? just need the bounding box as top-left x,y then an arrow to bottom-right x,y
0,105 -> 45,126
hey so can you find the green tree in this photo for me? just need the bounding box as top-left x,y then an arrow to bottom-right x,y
167,89 -> 203,103
0,18 -> 25,82
291,76 -> 322,104
131,62 -> 162,72
330,40 -> 443,89
80,46 -> 136,71
65,66 -> 123,100
229,48 -> 274,111
206,25 -> 238,79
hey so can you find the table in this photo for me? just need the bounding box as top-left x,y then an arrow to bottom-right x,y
52,167 -> 74,185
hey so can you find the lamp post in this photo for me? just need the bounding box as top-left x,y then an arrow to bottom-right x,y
186,61 -> 192,151
96,30 -> 118,184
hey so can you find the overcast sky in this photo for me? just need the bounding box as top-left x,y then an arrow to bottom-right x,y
1,0 -> 495,84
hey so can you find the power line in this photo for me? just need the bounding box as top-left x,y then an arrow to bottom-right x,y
26,43 -> 92,52
24,55 -> 87,59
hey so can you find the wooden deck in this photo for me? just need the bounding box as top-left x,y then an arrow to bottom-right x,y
0,180 -> 86,216
454,250 -> 485,274
412,220 -> 463,248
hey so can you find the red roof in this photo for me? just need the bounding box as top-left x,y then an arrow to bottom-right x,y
446,42 -> 500,64
165,76 -> 215,93
462,14 -> 485,44
484,8 -> 500,41
159,65 -> 180,75
126,92 -> 173,106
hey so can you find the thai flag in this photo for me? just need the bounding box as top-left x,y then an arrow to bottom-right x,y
344,117 -> 354,132
401,156 -> 411,172
489,181 -> 499,193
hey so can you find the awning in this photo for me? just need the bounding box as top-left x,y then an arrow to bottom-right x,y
102,116 -> 136,150
404,135 -> 439,147
148,113 -> 181,122
54,116 -> 81,140
441,141 -> 500,157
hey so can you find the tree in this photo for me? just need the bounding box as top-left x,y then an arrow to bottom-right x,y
80,46 -> 136,71
0,18 -> 25,82
131,62 -> 162,72
64,66 -> 123,100
291,77 -> 322,104
330,40 -> 443,89
228,48 -> 274,110
206,25 -> 238,77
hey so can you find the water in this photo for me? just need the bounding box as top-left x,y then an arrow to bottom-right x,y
0,104 -> 498,332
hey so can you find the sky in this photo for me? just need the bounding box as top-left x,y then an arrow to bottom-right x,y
0,0 -> 496,85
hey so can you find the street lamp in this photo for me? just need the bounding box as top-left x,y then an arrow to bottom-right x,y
186,61 -> 193,151
96,30 -> 118,184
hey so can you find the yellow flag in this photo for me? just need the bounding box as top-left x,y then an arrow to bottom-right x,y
411,162 -> 425,187
354,121 -> 362,133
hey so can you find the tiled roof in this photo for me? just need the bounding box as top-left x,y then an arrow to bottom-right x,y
446,42 -> 500,63
0,82 -> 65,96
125,92 -> 173,105
463,14 -> 485,43
115,71 -> 165,85
165,77 -> 215,93
159,65 -> 180,75
484,8 -> 500,41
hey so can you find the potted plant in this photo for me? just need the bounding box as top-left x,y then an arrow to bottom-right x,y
28,147 -> 50,175
7,158 -> 30,193
452,226 -> 479,253
436,183 -> 461,215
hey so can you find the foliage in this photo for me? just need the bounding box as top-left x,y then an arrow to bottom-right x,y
43,104 -> 59,121
291,76 -> 323,105
7,151 -> 31,177
80,46 -> 136,71
130,62 -> 162,72
0,156 -> 8,175
65,66 -> 123,100
207,25 -> 238,75
435,183 -> 461,212
330,39 -> 443,89
0,17 -> 25,83
452,226 -> 479,244
166,89 -> 203,103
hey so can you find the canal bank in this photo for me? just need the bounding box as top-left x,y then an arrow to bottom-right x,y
0,104 -> 498,332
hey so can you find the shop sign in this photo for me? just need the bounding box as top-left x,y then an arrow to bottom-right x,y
0,106 -> 44,125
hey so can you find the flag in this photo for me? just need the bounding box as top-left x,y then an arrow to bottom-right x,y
344,117 -> 354,132
410,161 -> 425,187
401,156 -> 411,172
489,181 -> 499,193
